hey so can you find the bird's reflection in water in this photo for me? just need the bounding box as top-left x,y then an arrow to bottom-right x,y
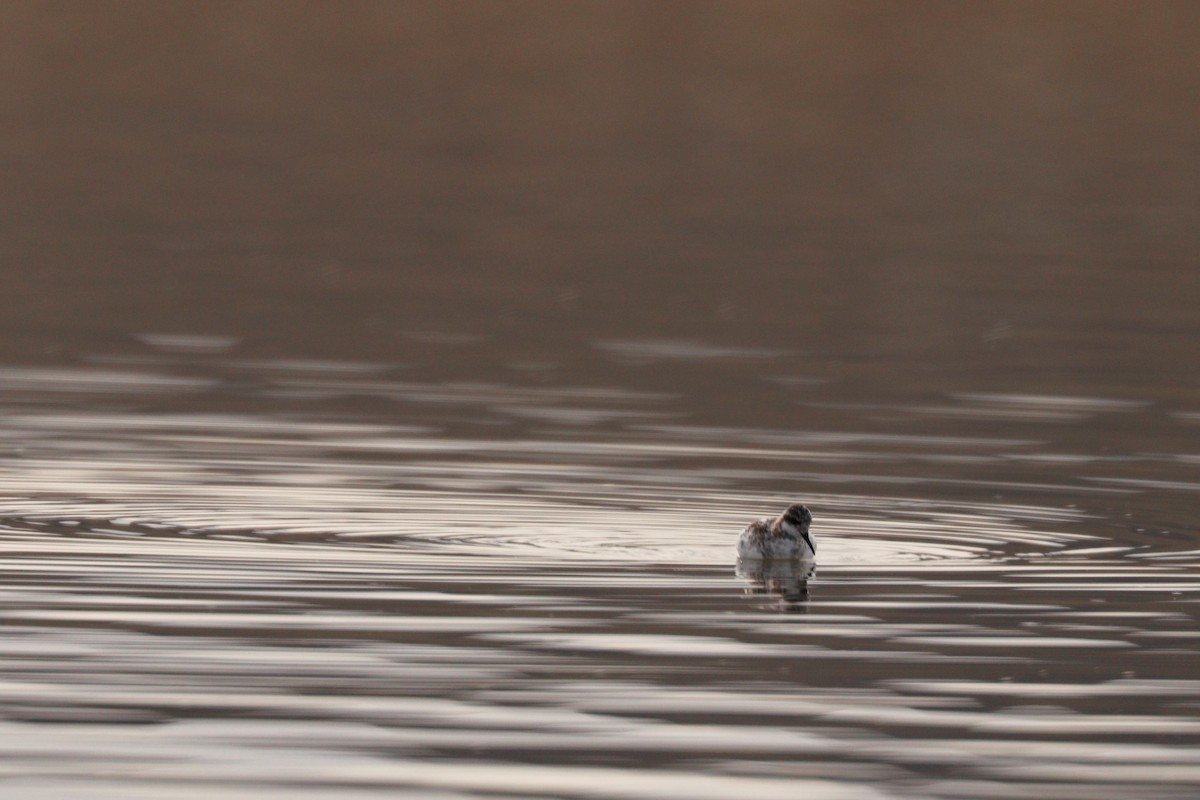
735,559 -> 815,607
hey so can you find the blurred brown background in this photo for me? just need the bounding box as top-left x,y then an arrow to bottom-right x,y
2,1 -> 1198,395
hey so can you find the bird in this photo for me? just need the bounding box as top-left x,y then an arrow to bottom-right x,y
736,504 -> 815,561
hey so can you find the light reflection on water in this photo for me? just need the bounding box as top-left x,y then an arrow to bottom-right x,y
1,359 -> 1199,800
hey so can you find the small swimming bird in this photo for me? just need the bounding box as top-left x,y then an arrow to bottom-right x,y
736,504 -> 815,561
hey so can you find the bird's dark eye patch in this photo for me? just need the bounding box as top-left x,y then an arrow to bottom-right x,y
784,504 -> 811,526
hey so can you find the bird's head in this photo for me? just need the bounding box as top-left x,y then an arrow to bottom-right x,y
779,504 -> 815,554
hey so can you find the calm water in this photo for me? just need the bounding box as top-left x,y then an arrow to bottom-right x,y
3,4 -> 1200,799
1,347 -> 1198,800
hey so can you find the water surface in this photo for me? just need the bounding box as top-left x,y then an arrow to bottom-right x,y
2,349 -> 1199,800
3,4 -> 1200,798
